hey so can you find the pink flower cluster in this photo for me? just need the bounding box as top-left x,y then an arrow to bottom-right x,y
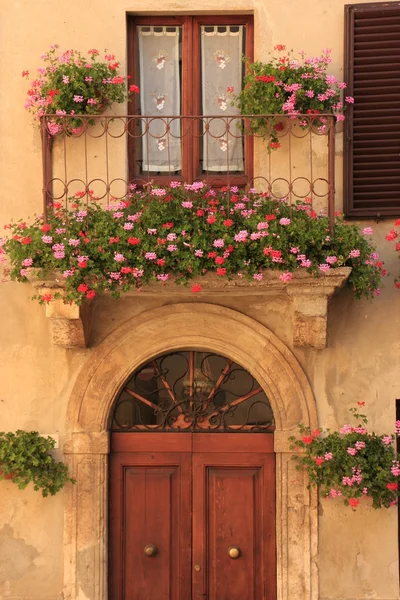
342,468 -> 363,487
23,46 -> 139,129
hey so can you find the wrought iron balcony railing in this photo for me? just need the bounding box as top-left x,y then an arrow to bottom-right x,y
41,114 -> 336,228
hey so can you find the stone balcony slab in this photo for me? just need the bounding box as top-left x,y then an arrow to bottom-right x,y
32,267 -> 351,349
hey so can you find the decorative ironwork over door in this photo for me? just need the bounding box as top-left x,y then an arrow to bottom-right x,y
111,351 -> 273,432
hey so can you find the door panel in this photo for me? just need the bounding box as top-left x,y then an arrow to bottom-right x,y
192,449 -> 276,600
109,433 -> 276,600
109,450 -> 192,600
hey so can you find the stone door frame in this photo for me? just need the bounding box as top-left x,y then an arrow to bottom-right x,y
64,303 -> 318,600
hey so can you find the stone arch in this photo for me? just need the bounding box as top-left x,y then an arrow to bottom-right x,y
64,303 -> 318,600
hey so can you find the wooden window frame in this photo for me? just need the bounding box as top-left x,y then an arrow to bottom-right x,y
344,2 -> 400,218
127,14 -> 254,186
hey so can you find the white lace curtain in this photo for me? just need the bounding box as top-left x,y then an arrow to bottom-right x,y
201,26 -> 244,171
138,26 -> 181,172
137,24 -> 244,173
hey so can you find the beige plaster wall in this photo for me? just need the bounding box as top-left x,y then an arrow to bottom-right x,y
0,1 -> 399,599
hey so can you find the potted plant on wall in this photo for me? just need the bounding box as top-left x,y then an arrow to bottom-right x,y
0,430 -> 75,496
289,403 -> 400,509
386,220 -> 400,289
23,45 -> 139,135
230,45 -> 354,149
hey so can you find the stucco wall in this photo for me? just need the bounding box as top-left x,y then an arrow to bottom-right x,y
0,1 -> 399,599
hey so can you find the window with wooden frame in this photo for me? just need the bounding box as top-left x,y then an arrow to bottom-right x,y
344,2 -> 400,218
127,15 -> 254,187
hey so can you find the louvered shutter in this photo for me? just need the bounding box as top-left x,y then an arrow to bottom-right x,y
344,3 -> 400,217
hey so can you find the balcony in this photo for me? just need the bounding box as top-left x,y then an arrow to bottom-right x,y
35,113 -> 347,351
41,113 -> 337,229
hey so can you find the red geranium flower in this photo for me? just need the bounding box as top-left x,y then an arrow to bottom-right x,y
128,237 -> 140,245
86,290 -> 96,299
302,435 -> 313,445
191,283 -> 202,293
386,482 -> 398,491
77,284 -> 88,293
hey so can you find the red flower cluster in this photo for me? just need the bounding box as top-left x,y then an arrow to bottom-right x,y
386,482 -> 398,491
255,75 -> 276,83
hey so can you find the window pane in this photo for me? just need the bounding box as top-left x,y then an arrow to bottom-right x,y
136,25 -> 182,173
200,25 -> 245,173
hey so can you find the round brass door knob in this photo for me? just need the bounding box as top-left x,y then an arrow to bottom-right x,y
228,546 -> 241,559
144,544 -> 158,557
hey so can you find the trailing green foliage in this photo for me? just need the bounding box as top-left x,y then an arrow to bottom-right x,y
0,430 -> 75,497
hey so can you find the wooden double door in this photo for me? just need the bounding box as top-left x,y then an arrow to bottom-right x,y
109,433 -> 276,600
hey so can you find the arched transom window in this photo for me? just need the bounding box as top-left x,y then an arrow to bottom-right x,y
111,351 -> 274,432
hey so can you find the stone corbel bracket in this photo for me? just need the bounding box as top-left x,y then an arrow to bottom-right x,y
32,267 -> 351,349
33,280 -> 93,348
285,267 -> 351,348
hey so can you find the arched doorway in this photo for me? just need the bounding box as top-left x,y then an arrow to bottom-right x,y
64,304 -> 318,600
109,351 -> 276,599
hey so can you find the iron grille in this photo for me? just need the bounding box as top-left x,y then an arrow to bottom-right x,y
111,351 -> 274,432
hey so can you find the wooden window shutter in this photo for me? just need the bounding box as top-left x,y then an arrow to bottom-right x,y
344,2 -> 400,218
